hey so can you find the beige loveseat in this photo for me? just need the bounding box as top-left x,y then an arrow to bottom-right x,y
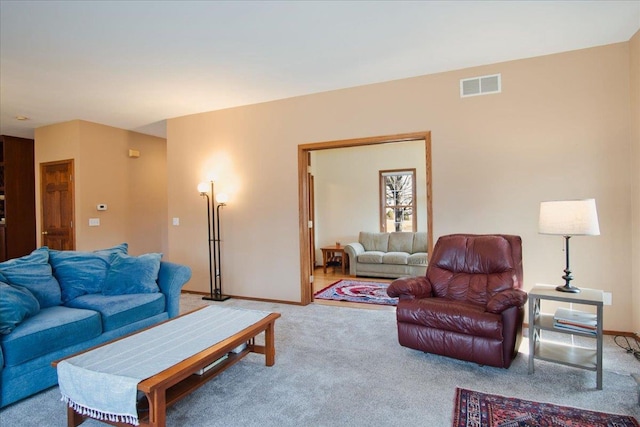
344,232 -> 428,279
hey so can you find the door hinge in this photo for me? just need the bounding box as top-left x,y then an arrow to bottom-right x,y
308,220 -> 313,228
70,220 -> 73,228
310,275 -> 314,283
70,174 -> 73,182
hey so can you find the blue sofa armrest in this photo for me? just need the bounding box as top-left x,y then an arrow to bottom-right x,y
157,261 -> 192,318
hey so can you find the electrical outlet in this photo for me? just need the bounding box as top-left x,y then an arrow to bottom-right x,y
172,217 -> 180,226
603,292 -> 612,306
89,218 -> 100,226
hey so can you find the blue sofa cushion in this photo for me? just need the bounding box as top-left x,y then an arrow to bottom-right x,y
0,247 -> 62,308
49,243 -> 129,303
64,293 -> 165,332
103,253 -> 162,295
0,306 -> 101,367
93,243 -> 128,257
49,251 -> 110,303
0,282 -> 40,334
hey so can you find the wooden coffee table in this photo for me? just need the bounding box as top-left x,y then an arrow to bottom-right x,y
53,307 -> 280,427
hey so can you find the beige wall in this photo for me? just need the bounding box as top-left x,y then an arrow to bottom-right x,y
34,121 -> 81,243
312,140 -> 427,264
168,42 -> 634,331
631,30 -> 640,334
125,130 -> 168,255
34,120 -> 167,255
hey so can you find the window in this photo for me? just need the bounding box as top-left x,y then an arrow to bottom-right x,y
380,169 -> 416,232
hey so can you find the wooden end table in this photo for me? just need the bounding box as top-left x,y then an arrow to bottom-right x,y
321,244 -> 347,274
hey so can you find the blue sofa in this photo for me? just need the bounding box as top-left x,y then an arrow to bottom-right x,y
0,245 -> 192,408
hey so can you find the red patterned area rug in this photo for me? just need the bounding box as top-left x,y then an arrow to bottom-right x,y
313,279 -> 397,306
452,388 -> 639,427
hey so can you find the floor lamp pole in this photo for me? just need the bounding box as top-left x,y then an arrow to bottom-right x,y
202,181 -> 230,302
201,188 -> 214,300
215,203 -> 229,300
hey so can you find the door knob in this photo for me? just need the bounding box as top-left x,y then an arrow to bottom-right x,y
41,231 -> 48,235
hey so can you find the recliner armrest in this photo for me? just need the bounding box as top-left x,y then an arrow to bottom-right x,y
486,289 -> 528,314
387,276 -> 433,299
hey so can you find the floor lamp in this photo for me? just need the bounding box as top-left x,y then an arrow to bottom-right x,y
538,199 -> 600,293
198,181 -> 230,301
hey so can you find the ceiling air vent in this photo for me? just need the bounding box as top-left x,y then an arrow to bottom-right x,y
460,73 -> 501,98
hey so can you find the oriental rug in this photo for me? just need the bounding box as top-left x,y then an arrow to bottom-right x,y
452,387 -> 639,427
313,279 -> 397,306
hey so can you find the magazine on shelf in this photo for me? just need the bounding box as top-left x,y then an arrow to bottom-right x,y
552,321 -> 597,335
554,318 -> 596,331
553,307 -> 597,334
196,354 -> 229,375
553,307 -> 597,326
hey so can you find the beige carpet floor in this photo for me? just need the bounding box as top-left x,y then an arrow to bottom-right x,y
1,293 -> 639,426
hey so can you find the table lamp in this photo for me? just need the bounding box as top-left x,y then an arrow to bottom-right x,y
538,199 -> 600,293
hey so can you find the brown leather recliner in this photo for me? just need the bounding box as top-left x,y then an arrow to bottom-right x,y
387,234 -> 527,368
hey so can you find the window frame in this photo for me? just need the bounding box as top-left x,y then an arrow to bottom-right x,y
379,168 -> 417,232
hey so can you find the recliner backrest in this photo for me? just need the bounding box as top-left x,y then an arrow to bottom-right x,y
426,234 -> 523,306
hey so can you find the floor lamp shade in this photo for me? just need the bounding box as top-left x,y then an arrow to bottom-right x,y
538,199 -> 600,293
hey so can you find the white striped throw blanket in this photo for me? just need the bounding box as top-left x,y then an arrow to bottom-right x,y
57,306 -> 272,425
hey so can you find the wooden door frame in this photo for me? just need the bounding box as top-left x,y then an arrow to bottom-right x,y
40,159 -> 76,249
298,132 -> 433,305
308,164 -> 316,269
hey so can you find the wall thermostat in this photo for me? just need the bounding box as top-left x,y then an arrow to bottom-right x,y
97,204 -> 107,211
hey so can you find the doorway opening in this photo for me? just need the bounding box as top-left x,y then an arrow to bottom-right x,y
298,132 -> 433,305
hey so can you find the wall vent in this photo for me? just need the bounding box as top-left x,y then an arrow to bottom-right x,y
460,73 -> 501,98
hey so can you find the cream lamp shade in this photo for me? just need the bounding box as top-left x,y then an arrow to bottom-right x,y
538,198 -> 600,293
197,182 -> 210,194
216,193 -> 229,204
538,199 -> 600,236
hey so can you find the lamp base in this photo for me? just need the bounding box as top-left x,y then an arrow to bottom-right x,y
556,284 -> 580,293
202,294 -> 231,302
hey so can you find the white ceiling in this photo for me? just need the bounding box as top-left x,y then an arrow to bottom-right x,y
1,1 -> 639,139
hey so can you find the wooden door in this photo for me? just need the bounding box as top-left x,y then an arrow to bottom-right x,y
40,160 -> 75,250
1,135 -> 36,260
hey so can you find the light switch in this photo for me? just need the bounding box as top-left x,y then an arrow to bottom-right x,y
172,217 -> 180,226
89,218 -> 100,226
